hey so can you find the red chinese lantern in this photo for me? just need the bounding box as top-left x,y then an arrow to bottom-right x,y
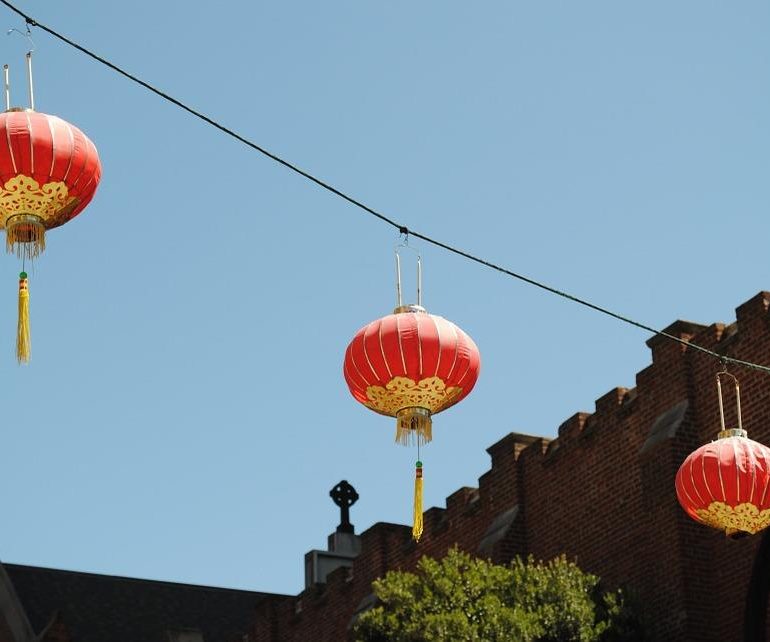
0,54 -> 101,362
343,251 -> 481,540
675,372 -> 770,537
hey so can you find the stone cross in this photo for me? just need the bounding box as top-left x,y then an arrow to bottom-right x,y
330,480 -> 359,533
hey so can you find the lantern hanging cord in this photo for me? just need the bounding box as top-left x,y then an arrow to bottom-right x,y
6,25 -> 34,52
5,1 -> 770,377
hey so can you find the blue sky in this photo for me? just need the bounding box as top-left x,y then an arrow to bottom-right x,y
0,1 -> 768,595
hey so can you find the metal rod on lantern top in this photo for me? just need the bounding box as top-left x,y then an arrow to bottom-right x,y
716,371 -> 743,434
717,375 -> 726,433
416,255 -> 422,307
395,245 -> 424,310
395,252 -> 403,308
25,52 -> 33,111
3,65 -> 9,111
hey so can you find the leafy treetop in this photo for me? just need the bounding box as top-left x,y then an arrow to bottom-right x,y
353,547 -> 643,642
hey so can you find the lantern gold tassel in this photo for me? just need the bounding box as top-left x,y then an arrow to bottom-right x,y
16,271 -> 30,364
396,407 -> 433,446
413,461 -> 424,542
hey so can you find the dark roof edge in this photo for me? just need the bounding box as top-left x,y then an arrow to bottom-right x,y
3,563 -> 290,599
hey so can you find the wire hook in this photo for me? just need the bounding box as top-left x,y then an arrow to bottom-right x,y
6,25 -> 34,52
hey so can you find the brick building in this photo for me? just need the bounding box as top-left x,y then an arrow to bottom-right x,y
2,291 -> 770,641
251,291 -> 770,642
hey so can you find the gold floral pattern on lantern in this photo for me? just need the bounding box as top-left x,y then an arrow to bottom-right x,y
0,175 -> 78,227
365,376 -> 462,416
695,501 -> 770,535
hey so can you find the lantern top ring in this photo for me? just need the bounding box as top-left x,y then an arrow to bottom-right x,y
393,304 -> 427,315
717,428 -> 748,440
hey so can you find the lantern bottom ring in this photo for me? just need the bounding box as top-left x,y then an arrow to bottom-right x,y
5,213 -> 45,260
395,407 -> 432,446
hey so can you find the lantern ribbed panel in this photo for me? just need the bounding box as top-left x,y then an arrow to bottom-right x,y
675,435 -> 770,535
343,311 -> 480,418
0,111 -> 101,229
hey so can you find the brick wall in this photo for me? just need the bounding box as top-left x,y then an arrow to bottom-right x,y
250,291 -> 770,642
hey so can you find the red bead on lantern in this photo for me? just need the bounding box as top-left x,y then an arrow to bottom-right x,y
675,372 -> 770,537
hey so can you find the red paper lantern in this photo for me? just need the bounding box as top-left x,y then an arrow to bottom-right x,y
0,110 -> 101,258
343,251 -> 481,542
0,55 -> 102,363
675,373 -> 770,537
343,304 -> 481,445
675,433 -> 770,536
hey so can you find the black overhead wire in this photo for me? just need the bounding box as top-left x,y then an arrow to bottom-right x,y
3,0 -> 770,376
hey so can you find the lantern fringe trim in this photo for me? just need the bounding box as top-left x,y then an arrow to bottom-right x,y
395,407 -> 432,446
6,214 -> 46,261
413,461 -> 423,542
16,271 -> 29,364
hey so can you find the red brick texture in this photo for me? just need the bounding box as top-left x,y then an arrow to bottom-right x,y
250,291 -> 770,642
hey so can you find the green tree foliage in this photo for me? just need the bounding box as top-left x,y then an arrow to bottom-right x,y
353,548 -> 643,642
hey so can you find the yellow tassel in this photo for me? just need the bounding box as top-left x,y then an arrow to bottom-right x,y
16,271 -> 30,364
413,461 -> 424,542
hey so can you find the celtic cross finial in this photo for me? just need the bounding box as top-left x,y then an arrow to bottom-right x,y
330,480 -> 359,533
